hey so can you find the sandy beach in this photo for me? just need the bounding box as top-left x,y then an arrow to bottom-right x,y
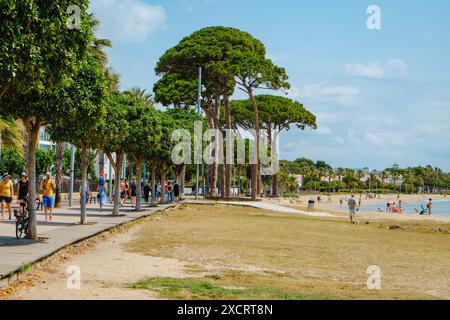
268,193 -> 450,223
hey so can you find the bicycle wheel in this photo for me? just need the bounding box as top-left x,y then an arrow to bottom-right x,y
23,219 -> 29,238
16,220 -> 23,239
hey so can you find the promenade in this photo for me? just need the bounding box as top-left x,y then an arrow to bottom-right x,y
0,200 -> 176,284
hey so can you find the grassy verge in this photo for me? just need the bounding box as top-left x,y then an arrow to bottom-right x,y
131,269 -> 436,300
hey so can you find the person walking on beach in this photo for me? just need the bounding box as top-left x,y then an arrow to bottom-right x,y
348,194 -> 359,224
339,197 -> 343,208
0,173 -> 14,220
42,172 -> 56,221
427,199 -> 433,215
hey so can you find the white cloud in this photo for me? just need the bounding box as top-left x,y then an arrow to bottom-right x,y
364,132 -> 383,146
346,61 -> 384,79
267,53 -> 285,62
182,0 -> 220,12
90,0 -> 166,43
288,83 -> 360,106
316,126 -> 332,135
346,59 -> 408,79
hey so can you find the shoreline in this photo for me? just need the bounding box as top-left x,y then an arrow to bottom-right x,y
267,193 -> 450,223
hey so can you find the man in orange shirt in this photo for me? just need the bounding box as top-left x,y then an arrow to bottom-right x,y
41,172 -> 56,221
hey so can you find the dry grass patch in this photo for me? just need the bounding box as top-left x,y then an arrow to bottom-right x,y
126,204 -> 450,299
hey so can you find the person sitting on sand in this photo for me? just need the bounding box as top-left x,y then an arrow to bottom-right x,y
392,206 -> 402,213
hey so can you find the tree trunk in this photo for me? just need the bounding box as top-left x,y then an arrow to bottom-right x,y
151,160 -> 157,205
247,89 -> 260,200
80,146 -> 89,224
25,119 -> 41,240
206,109 -> 218,197
224,95 -> 232,199
268,127 -> 279,197
180,164 -> 186,200
98,151 -> 105,174
218,163 -> 225,198
22,125 -> 30,172
237,165 -> 241,198
110,153 -> 123,215
160,165 -> 166,204
135,157 -> 143,211
55,142 -> 64,208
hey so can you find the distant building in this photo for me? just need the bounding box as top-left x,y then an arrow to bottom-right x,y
38,127 -> 54,151
95,153 -> 114,181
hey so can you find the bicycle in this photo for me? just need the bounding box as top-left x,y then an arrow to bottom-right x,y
14,199 -> 29,239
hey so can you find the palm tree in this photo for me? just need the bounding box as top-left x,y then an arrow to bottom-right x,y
89,14 -> 112,68
369,171 -> 379,193
106,68 -> 121,93
380,170 -> 389,193
336,167 -> 345,190
0,119 -> 23,165
124,87 -> 154,106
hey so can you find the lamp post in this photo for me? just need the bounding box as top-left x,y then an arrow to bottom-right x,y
68,144 -> 75,207
195,66 -> 202,200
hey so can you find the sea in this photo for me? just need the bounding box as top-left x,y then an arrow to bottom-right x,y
358,199 -> 450,217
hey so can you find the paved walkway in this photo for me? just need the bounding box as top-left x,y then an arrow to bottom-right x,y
187,200 -> 335,217
0,201 -> 176,282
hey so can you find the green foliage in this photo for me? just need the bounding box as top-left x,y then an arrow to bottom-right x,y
230,94 -> 317,131
0,118 -> 22,153
124,97 -> 162,161
98,93 -> 132,155
35,148 -> 54,176
155,26 -> 290,109
0,147 -> 23,176
0,0 -> 93,99
62,147 -> 95,180
153,74 -> 198,108
47,56 -> 107,147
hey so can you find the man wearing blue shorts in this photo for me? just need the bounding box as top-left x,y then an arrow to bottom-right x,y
42,172 -> 56,221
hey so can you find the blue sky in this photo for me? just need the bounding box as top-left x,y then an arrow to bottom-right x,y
90,0 -> 450,170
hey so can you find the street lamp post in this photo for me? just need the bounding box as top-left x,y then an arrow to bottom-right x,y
195,66 -> 202,200
68,144 -> 75,207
